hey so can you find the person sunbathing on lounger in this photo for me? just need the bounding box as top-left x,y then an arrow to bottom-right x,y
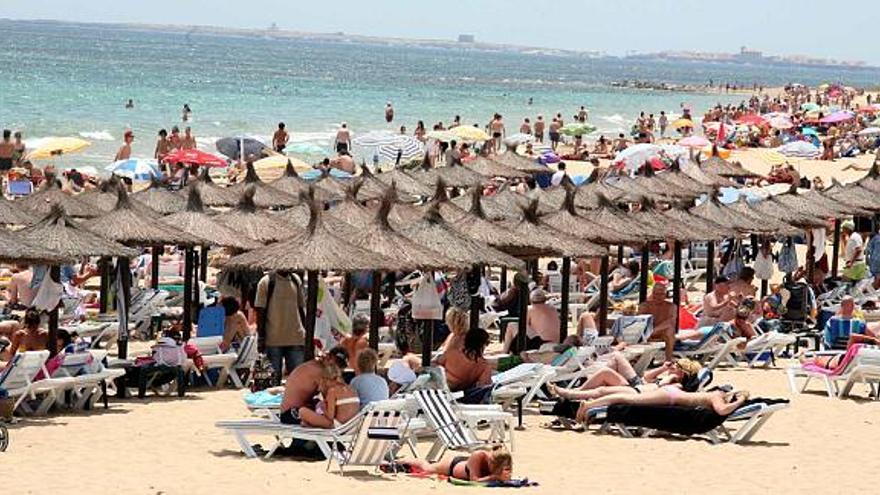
548,358 -> 703,400
389,448 -> 512,482
565,385 -> 749,423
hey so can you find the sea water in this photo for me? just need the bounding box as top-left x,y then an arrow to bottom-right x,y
1,19 -> 879,168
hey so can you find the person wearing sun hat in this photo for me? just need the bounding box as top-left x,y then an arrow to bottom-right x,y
502,287 -> 560,354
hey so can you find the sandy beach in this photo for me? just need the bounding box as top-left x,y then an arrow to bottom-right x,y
5,361 -> 878,495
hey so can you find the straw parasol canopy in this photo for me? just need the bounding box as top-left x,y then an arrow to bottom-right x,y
178,166 -> 238,207
374,167 -> 431,198
270,160 -> 337,202
500,199 -> 605,258
657,160 -> 716,196
342,189 -> 464,271
748,194 -> 825,228
353,166 -> 390,202
412,160 -> 487,189
825,179 -> 880,211
224,162 -> 298,208
465,156 -> 528,179
630,198 -> 702,241
451,185 -> 553,221
692,194 -> 785,234
451,187 -> 553,258
724,196 -> 802,235
0,195 -> 35,226
328,179 -> 377,228
798,187 -> 870,216
401,202 -> 525,269
700,155 -> 760,178
579,194 -> 657,240
623,165 -> 703,202
0,228 -> 75,265
161,185 -> 261,251
131,176 -> 188,215
661,206 -> 732,240
77,176 -> 125,212
17,179 -> 97,218
214,186 -> 303,244
223,191 -> 394,273
313,169 -> 351,199
774,187 -> 870,219
543,188 -> 649,245
680,159 -> 736,188
88,187 -> 204,247
855,163 -> 880,193
19,204 -> 137,259
494,149 -> 551,175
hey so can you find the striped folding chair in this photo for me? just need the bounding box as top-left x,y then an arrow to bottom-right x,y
332,406 -> 409,475
412,389 -> 485,461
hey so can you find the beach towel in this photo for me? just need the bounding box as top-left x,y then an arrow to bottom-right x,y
448,478 -> 539,488
801,344 -> 874,375
243,390 -> 283,408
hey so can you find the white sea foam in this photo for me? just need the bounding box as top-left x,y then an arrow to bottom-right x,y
600,114 -> 627,125
79,130 -> 114,141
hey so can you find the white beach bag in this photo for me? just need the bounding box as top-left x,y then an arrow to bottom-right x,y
411,275 -> 443,320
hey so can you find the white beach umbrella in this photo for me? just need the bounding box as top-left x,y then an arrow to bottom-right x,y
776,141 -> 820,158
857,127 -> 880,136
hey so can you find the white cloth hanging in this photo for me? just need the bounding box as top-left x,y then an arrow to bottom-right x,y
32,270 -> 63,312
812,227 -> 826,262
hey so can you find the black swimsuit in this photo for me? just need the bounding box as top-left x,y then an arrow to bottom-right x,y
449,456 -> 471,479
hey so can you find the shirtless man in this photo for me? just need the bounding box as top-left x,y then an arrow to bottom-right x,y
180,127 -> 196,150
548,118 -> 561,151
154,129 -> 171,166
385,102 -> 394,123
503,289 -> 560,353
335,123 -> 351,154
115,131 -> 134,161
578,106 -> 588,122
279,347 -> 348,413
534,116 -> 545,143
489,113 -> 505,151
613,133 -> 629,152
169,126 -> 182,151
331,151 -> 356,174
272,122 -> 289,153
0,130 -> 15,174
638,282 -> 676,360
519,118 -> 532,135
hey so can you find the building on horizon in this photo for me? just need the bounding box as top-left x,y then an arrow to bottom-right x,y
458,34 -> 475,43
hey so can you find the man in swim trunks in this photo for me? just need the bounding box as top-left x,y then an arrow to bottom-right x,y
489,113 -> 505,152
0,130 -> 14,174
335,123 -> 351,154
534,116 -> 545,143
272,122 -> 289,153
548,118 -> 561,151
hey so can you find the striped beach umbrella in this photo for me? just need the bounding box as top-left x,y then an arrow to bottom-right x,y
106,158 -> 163,181
776,141 -> 820,159
352,131 -> 405,148
377,138 -> 423,164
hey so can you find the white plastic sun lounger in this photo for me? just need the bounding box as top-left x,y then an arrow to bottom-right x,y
786,347 -> 880,400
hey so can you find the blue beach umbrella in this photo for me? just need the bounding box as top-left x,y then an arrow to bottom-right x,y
105,158 -> 163,181
801,127 -> 819,137
300,168 -> 353,181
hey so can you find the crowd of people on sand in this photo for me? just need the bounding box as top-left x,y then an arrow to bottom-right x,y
5,82 -> 880,483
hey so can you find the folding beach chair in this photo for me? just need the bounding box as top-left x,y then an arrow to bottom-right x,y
610,315 -> 654,345
412,388 -> 497,462
5,179 -> 33,197
332,406 -> 411,475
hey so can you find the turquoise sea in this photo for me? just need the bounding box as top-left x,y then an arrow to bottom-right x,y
2,19 -> 879,168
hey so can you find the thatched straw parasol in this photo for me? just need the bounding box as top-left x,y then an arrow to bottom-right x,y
88,187 -> 204,247
657,160 -> 715,196
578,194 -> 656,240
724,196 -> 801,235
499,199 -> 606,258
19,204 -> 137,259
630,198 -> 701,241
412,160 -> 487,189
493,150 -> 551,175
451,185 -> 553,221
402,202 -> 525,269
542,188 -> 649,245
622,165 -> 702,202
661,206 -> 732,241
343,189 -> 464,271
214,186 -> 303,243
270,160 -> 337,202
856,163 -> 880,193
223,193 -> 393,273
450,187 -> 553,258
313,169 -> 351,199
178,166 -> 238,207
17,180 -> 96,218
131,176 -> 188,215
78,177 -> 124,212
356,166 -> 392,202
748,194 -> 826,228
224,162 -> 298,208
825,179 -> 880,211
700,155 -> 760,178
328,179 -> 377,228
374,167 -> 431,198
799,187 -> 871,216
680,160 -> 736,188
0,227 -> 75,265
466,156 -> 528,179
775,187 -> 870,219
161,185 -> 261,251
0,195 -> 35,226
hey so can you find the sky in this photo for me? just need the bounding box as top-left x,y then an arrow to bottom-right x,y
5,0 -> 879,64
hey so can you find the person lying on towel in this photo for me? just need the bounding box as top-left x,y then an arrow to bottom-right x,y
383,448 -> 513,482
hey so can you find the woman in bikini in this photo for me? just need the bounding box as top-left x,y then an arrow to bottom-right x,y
566,386 -> 750,424
392,448 -> 513,482
282,361 -> 360,428
548,358 -> 703,401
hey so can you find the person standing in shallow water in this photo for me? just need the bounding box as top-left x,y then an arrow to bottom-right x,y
385,102 -> 394,123
115,130 -> 134,161
273,123 -> 289,153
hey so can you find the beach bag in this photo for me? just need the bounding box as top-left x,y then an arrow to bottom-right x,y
152,337 -> 186,367
446,273 -> 471,310
753,252 -> 774,281
722,241 -> 744,279
314,279 -> 349,352
412,275 -> 443,320
777,239 -> 798,274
